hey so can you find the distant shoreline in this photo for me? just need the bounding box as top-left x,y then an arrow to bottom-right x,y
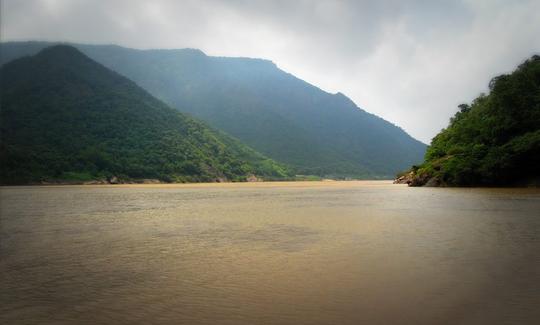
4,180 -> 539,190
4,178 -> 539,188
0,180 -> 396,188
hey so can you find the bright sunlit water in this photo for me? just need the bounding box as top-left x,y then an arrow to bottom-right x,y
1,181 -> 539,324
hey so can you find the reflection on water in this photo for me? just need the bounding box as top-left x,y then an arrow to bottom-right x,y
1,181 -> 539,324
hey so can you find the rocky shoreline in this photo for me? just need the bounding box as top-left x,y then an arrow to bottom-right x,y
34,177 -> 164,186
394,171 -> 540,188
393,171 -> 443,187
20,174 -> 265,186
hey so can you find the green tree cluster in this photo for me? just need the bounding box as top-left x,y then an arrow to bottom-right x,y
410,55 -> 540,186
1,41 -> 427,178
0,45 -> 290,184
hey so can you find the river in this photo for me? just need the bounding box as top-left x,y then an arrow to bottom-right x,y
1,181 -> 539,324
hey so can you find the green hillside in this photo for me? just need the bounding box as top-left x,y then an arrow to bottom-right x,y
407,55 -> 540,186
0,45 -> 289,184
0,42 -> 426,178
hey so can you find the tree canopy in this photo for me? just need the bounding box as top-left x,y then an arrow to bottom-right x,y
0,45 -> 290,184
410,55 -> 540,186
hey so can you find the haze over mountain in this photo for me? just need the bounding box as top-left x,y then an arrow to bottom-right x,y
2,42 -> 427,178
0,45 -> 289,184
3,0 -> 539,143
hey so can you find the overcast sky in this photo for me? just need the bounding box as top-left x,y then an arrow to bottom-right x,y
2,0 -> 539,143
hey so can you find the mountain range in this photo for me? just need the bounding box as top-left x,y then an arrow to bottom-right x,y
1,41 -> 426,178
0,45 -> 288,184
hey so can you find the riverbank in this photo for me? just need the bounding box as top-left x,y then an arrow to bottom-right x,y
1,175 -> 394,187
0,180 -> 396,189
394,170 -> 540,188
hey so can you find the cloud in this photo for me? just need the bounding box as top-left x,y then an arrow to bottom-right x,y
2,0 -> 539,142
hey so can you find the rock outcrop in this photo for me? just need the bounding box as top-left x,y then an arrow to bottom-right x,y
394,171 -> 444,187
393,171 -> 414,185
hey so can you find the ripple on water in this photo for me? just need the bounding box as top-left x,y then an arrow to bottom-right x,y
1,182 -> 539,325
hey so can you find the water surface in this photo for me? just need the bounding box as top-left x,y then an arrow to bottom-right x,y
1,181 -> 539,324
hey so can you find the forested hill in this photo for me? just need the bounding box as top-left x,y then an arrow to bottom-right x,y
405,55 -> 540,187
0,45 -> 289,184
1,41 -> 426,178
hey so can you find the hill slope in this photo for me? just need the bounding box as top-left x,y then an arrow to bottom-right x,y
0,45 -> 289,184
1,42 -> 426,178
406,55 -> 540,186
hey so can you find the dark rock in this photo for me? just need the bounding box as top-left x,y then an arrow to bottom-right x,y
424,177 -> 441,187
409,173 -> 431,187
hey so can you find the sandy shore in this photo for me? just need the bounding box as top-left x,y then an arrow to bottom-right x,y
1,180 -> 397,189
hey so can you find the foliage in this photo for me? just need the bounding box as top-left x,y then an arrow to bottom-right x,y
0,41 -> 427,178
412,55 -> 540,186
0,45 -> 290,184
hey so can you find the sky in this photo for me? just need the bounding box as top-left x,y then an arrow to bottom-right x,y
2,0 -> 539,143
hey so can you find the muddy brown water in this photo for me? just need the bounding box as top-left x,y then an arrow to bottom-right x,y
1,181 -> 539,324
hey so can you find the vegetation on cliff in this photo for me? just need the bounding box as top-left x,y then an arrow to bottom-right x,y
407,55 -> 540,186
0,46 -> 290,184
1,41 -> 426,178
